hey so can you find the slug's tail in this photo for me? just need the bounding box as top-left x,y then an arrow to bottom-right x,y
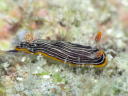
0,50 -> 18,55
7,50 -> 18,52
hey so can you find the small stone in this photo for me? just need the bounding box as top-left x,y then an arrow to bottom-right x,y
16,77 -> 23,81
21,57 -> 26,62
43,75 -> 50,79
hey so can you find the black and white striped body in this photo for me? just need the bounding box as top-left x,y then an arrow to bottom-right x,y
15,39 -> 107,66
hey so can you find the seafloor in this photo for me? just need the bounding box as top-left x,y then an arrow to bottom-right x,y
0,0 -> 128,96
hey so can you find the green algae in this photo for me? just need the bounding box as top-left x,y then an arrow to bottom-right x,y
52,73 -> 65,83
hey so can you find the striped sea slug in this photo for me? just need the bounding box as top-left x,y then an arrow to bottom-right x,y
14,32 -> 107,67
